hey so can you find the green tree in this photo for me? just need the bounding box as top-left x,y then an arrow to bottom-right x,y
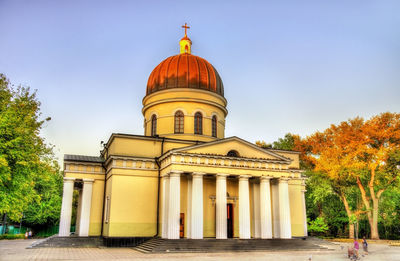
0,74 -> 61,228
256,133 -> 296,150
308,217 -> 329,234
272,133 -> 296,150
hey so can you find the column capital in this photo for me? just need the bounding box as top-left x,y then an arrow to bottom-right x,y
192,172 -> 206,177
161,173 -> 170,178
82,178 -> 94,184
169,170 -> 183,177
216,173 -> 229,178
63,177 -> 75,183
279,177 -> 290,183
301,189 -> 307,193
260,176 -> 273,181
239,175 -> 251,180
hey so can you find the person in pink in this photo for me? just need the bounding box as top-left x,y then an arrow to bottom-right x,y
354,238 -> 360,258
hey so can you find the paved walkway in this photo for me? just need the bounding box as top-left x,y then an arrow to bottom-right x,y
1,239 -> 400,260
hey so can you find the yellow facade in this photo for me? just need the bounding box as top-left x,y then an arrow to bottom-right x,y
64,135 -> 306,239
61,30 -> 306,241
142,89 -> 227,141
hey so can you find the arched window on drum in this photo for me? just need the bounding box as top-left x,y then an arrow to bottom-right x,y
194,112 -> 203,135
174,111 -> 184,134
212,115 -> 217,137
151,115 -> 157,136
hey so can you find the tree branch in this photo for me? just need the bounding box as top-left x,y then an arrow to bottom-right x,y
356,176 -> 371,210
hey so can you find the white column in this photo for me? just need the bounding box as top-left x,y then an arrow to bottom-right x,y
78,179 -> 94,237
186,175 -> 192,239
216,173 -> 228,239
260,176 -> 273,239
279,178 -> 292,239
239,175 -> 251,239
59,177 -> 75,236
251,181 -> 260,238
161,175 -> 170,239
271,179 -> 280,238
302,189 -> 308,237
191,172 -> 205,239
168,171 -> 181,239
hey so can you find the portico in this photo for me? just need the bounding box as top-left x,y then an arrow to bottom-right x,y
59,177 -> 94,237
159,147 -> 302,239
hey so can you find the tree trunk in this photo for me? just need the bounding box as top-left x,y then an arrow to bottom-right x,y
368,169 -> 380,240
349,223 -> 355,239
341,194 -> 355,239
370,197 -> 380,239
2,213 -> 7,234
356,176 -> 377,239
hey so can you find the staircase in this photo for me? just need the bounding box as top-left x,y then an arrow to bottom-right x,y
133,237 -> 165,253
133,237 -> 333,253
29,236 -> 103,248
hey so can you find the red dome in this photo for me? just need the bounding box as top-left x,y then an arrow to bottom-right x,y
146,53 -> 224,96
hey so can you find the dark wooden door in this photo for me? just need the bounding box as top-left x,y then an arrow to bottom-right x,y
180,213 -> 184,238
227,203 -> 234,238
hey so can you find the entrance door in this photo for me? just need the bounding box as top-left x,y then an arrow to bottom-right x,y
227,203 -> 234,238
180,213 -> 184,238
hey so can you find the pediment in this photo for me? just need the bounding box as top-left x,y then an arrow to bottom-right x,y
171,136 -> 291,162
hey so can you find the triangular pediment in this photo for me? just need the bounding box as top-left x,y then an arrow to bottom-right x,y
171,136 -> 291,162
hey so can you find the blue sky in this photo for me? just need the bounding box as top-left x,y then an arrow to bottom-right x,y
1,0 -> 399,162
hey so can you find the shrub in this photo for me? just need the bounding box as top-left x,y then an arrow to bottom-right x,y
0,234 -> 25,240
308,217 -> 329,234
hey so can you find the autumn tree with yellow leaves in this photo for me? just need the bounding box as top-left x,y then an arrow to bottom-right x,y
257,113 -> 400,239
304,113 -> 400,239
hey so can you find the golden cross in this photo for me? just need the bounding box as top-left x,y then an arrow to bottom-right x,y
182,23 -> 190,36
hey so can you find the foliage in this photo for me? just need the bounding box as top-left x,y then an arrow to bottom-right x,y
272,133 -> 297,150
0,233 -> 25,239
302,113 -> 400,239
377,186 -> 400,239
255,140 -> 272,149
256,133 -> 297,151
264,117 -> 400,239
23,167 -> 63,226
0,74 -> 62,226
308,217 -> 329,233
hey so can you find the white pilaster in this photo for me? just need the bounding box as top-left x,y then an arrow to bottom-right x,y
279,178 -> 292,239
191,172 -> 205,239
186,175 -> 192,239
78,179 -> 94,237
161,175 -> 170,239
239,175 -> 251,239
251,181 -> 260,238
216,173 -> 228,239
168,171 -> 182,239
260,176 -> 273,239
271,179 -> 280,238
301,189 -> 308,237
59,177 -> 75,236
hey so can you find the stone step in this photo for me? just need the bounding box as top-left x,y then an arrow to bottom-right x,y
133,237 -> 165,253
133,237 -> 332,253
30,236 -> 103,248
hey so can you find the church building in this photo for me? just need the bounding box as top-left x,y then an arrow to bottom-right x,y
59,25 -> 307,245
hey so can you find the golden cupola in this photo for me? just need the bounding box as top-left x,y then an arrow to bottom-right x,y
142,24 -> 228,142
